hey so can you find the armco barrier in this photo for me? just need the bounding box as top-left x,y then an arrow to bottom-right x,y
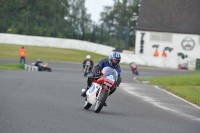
24,64 -> 38,71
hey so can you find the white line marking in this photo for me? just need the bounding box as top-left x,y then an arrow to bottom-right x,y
154,86 -> 200,110
53,68 -> 79,71
121,83 -> 200,122
132,78 -> 200,110
133,77 -> 139,83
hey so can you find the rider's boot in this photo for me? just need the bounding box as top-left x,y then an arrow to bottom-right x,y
81,87 -> 89,97
81,89 -> 86,97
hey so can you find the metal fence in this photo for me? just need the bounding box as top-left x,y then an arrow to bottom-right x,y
0,14 -> 135,50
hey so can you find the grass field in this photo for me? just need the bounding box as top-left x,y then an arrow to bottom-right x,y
139,74 -> 200,106
0,64 -> 24,70
0,44 -> 108,64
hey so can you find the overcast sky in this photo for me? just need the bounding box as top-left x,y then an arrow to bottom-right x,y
85,0 -> 114,23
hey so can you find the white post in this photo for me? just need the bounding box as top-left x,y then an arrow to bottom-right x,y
24,64 -> 28,70
188,58 -> 196,70
28,65 -> 31,71
33,66 -> 38,71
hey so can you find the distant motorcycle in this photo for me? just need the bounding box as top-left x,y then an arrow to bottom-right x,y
32,61 -> 52,72
83,60 -> 91,77
130,62 -> 139,75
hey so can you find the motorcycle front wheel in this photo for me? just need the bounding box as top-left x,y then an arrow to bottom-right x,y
135,70 -> 139,75
46,68 -> 52,72
84,66 -> 88,77
94,89 -> 108,113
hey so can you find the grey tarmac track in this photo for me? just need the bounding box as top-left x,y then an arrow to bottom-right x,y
0,59 -> 200,133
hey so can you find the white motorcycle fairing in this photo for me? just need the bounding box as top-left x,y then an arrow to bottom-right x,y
86,83 -> 102,105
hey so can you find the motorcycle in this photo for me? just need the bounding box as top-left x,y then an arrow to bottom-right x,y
32,62 -> 52,72
83,61 -> 91,77
83,66 -> 118,113
130,62 -> 139,75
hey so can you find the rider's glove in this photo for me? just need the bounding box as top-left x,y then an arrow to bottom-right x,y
95,71 -> 100,74
95,71 -> 101,76
92,71 -> 101,78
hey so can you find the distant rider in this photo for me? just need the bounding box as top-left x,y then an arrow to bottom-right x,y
130,62 -> 136,68
34,59 -> 43,71
81,52 -> 122,106
82,55 -> 94,72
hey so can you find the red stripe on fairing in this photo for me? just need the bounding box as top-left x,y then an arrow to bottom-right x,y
93,78 -> 104,84
104,87 -> 109,90
93,72 -> 106,84
93,71 -> 115,90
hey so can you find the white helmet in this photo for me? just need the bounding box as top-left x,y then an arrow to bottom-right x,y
86,55 -> 91,59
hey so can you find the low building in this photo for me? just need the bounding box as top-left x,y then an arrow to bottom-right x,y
135,0 -> 200,69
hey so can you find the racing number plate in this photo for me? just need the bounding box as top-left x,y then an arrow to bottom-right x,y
104,75 -> 115,87
86,61 -> 91,65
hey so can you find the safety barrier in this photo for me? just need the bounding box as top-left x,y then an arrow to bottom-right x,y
0,33 -> 115,56
24,64 -> 38,71
196,59 -> 200,70
0,33 -> 195,69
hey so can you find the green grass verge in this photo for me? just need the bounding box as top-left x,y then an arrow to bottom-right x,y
0,64 -> 24,70
139,74 -> 200,106
0,44 -> 108,64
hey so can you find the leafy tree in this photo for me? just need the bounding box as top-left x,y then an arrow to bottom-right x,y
0,0 -> 140,49
0,0 -> 92,40
99,0 -> 140,49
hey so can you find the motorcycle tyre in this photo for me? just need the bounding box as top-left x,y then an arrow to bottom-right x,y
94,90 -> 108,113
84,72 -> 87,77
46,68 -> 52,72
84,66 -> 88,77
135,70 -> 139,75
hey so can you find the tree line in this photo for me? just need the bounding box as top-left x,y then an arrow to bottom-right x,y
0,0 -> 139,49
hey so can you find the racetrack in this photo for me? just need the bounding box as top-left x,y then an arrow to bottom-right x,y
0,60 -> 200,133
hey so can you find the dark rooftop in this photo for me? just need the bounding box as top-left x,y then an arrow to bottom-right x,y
137,0 -> 200,35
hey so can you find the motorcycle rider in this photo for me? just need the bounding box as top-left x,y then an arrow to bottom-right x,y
130,62 -> 136,68
130,62 -> 137,74
34,59 -> 43,71
82,55 -> 94,72
81,52 -> 122,106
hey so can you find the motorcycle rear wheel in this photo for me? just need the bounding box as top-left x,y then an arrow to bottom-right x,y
94,89 -> 108,113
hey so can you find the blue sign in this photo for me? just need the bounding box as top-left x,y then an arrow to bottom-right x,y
89,84 -> 95,93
